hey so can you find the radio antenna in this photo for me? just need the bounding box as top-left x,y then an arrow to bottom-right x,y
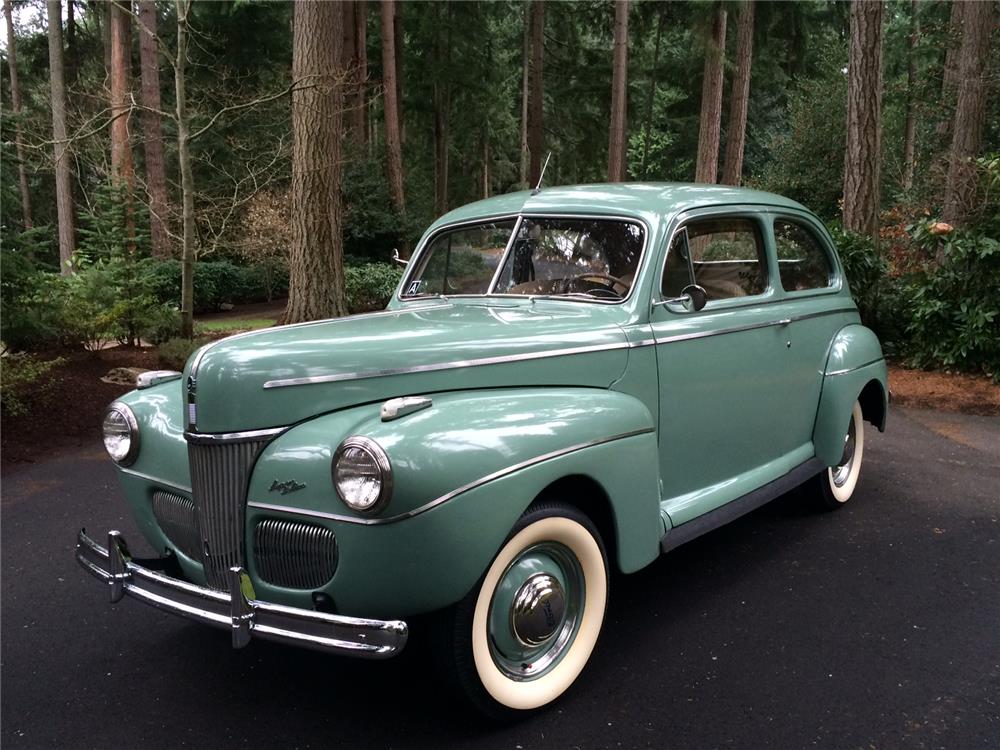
531,152 -> 552,195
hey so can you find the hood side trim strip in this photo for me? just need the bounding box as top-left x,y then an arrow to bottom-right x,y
262,339 -> 636,389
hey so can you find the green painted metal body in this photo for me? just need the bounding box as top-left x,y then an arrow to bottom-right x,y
108,183 -> 888,622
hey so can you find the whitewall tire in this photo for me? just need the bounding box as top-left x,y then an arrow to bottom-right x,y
817,401 -> 865,509
438,502 -> 609,717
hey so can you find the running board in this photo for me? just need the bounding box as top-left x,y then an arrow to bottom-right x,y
659,457 -> 826,554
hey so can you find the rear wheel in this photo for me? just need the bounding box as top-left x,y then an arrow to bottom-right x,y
437,502 -> 609,717
816,401 -> 865,509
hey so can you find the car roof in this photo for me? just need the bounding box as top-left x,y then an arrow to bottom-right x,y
428,182 -> 812,231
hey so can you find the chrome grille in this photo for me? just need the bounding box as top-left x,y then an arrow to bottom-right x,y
255,519 -> 338,589
150,490 -> 201,561
188,438 -> 270,590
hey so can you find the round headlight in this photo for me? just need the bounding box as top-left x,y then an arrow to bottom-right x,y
102,403 -> 139,466
332,436 -> 393,513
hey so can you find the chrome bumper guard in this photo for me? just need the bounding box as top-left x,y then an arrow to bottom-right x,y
75,529 -> 407,658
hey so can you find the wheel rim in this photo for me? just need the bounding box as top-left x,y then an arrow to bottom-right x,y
487,541 -> 584,681
832,414 -> 857,488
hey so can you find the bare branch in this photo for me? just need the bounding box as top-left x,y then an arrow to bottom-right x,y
188,76 -> 322,143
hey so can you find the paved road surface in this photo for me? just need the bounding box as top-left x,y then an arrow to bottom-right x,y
2,408 -> 998,749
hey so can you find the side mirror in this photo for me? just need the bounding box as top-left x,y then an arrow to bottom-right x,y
391,249 -> 408,267
681,284 -> 707,312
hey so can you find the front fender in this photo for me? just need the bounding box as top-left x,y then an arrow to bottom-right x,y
246,388 -> 660,616
813,325 -> 888,466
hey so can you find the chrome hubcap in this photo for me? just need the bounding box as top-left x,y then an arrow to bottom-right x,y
511,573 -> 566,646
488,542 -> 584,681
832,416 -> 857,488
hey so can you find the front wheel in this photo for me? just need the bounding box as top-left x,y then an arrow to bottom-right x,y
815,401 -> 866,509
437,502 -> 609,717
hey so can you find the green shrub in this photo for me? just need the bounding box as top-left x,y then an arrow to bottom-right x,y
828,226 -> 904,346
345,263 -> 404,313
0,353 -> 66,417
61,258 -> 180,349
0,249 -> 68,351
138,258 -> 289,312
902,222 -> 1000,377
158,337 -> 210,370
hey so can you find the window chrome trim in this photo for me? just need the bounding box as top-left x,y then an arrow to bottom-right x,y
248,427 -> 655,526
397,212 -> 652,307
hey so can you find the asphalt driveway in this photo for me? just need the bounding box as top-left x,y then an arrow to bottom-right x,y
2,407 -> 998,749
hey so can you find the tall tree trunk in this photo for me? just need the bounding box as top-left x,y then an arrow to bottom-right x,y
519,2 -> 530,186
138,0 -> 171,258
641,8 -> 665,178
351,0 -> 368,146
65,0 -> 77,82
939,0 -> 964,127
47,0 -> 76,273
175,0 -> 196,337
481,133 -> 490,199
286,0 -> 347,324
942,0 -> 993,227
527,0 -> 544,186
694,4 -> 727,184
393,0 -> 403,144
433,3 -> 450,214
901,0 -> 919,191
4,0 -> 33,230
842,0 -> 884,238
721,0 -> 754,186
381,0 -> 406,250
110,0 -> 135,251
607,0 -> 629,182
342,0 -> 357,142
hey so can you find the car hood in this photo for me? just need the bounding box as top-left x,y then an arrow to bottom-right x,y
184,301 -> 630,433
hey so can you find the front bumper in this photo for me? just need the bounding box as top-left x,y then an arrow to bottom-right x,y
75,529 -> 408,658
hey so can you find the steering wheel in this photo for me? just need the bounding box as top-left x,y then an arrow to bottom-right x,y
564,273 -> 629,298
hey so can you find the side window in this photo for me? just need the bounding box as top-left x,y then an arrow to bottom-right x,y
681,218 -> 766,301
774,220 -> 835,291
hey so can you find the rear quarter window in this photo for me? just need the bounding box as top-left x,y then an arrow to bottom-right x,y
774,220 -> 835,292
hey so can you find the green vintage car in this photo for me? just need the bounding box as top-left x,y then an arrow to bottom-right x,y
78,183 -> 888,715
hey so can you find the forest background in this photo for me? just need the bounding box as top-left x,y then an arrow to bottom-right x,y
1,0 -> 998,420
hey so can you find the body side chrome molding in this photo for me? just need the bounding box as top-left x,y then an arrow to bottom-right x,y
825,356 -> 886,377
248,427 -> 656,526
650,307 -> 857,345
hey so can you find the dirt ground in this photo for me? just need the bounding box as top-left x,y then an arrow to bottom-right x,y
2,346 -> 996,471
888,363 -> 1000,416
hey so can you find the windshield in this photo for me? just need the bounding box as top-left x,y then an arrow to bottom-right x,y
401,216 -> 645,302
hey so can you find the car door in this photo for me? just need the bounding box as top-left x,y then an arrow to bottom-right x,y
650,208 -> 806,527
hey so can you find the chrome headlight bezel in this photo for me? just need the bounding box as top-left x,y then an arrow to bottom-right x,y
102,402 -> 140,466
332,435 -> 393,514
